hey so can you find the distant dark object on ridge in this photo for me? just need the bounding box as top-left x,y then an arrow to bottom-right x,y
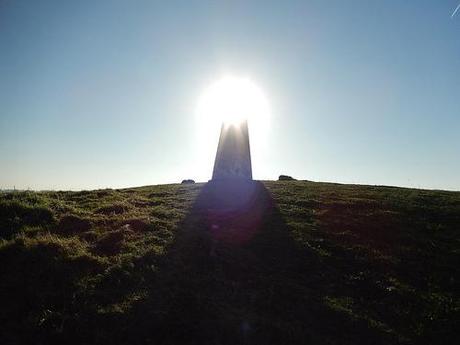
181,179 -> 195,184
279,175 -> 296,181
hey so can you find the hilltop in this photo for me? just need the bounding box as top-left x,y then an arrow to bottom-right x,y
0,180 -> 459,345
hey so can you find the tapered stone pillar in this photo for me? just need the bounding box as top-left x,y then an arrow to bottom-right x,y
212,120 -> 252,180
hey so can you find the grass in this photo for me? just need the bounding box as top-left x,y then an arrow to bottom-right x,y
0,180 -> 459,344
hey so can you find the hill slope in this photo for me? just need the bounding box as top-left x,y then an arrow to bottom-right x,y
0,181 -> 459,345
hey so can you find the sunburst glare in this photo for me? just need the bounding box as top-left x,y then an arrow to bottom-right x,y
196,76 -> 270,127
195,76 -> 271,179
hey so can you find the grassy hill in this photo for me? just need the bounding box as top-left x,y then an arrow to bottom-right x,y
0,180 -> 459,345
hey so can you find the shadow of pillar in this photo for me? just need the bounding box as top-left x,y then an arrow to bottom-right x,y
124,181 -> 380,345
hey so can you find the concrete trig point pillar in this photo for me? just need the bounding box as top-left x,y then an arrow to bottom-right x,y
212,120 -> 252,180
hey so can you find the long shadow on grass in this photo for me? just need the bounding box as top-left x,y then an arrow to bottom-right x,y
123,181 -> 383,345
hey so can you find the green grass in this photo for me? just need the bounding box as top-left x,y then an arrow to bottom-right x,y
0,181 -> 459,344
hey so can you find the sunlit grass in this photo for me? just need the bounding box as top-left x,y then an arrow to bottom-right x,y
0,181 -> 459,344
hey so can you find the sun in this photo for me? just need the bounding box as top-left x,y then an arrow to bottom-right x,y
196,76 -> 270,127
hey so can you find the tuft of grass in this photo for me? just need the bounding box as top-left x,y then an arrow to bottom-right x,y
95,203 -> 130,215
57,214 -> 92,235
0,200 -> 55,239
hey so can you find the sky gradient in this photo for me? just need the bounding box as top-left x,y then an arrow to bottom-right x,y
1,0 -> 459,190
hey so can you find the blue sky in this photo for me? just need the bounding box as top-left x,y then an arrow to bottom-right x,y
1,0 -> 459,190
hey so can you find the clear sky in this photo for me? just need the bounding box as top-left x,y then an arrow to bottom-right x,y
1,0 -> 459,191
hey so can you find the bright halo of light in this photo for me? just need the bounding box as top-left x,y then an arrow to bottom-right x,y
196,76 -> 270,127
194,75 -> 271,180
